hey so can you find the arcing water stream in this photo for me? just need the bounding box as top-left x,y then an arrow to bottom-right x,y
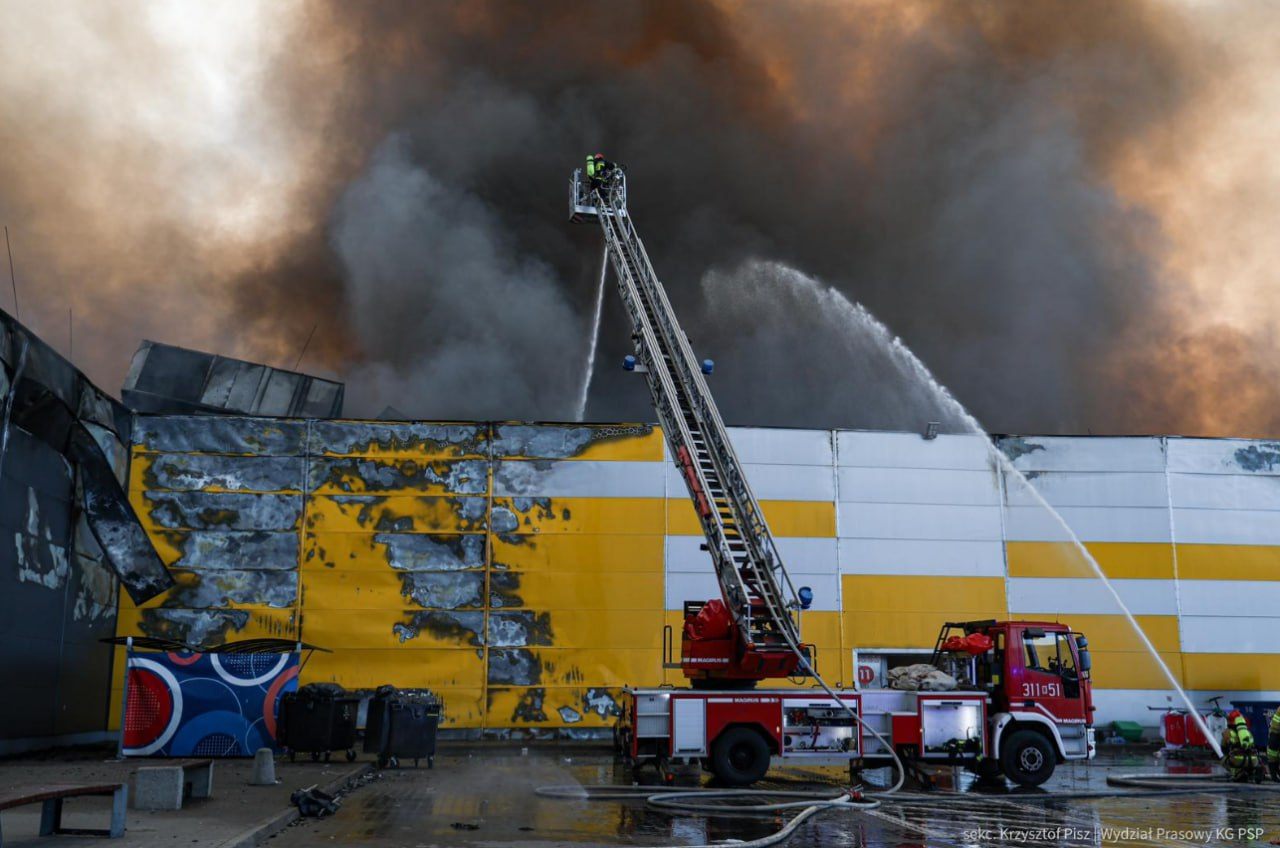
758,261 -> 1222,757
575,248 -> 609,421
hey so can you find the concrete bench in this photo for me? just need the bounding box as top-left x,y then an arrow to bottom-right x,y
0,782 -> 127,845
134,759 -> 214,811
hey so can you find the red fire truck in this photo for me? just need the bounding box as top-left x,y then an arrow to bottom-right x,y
571,166 -> 1096,788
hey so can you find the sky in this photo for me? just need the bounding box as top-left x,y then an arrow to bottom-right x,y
2,0 -> 1279,436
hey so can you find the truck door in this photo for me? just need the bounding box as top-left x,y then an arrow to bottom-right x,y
1015,629 -> 1088,724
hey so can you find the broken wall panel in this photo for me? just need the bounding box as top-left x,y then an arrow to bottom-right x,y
0,309 -> 164,751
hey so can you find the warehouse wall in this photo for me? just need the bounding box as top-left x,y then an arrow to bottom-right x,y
116,417 -> 1280,732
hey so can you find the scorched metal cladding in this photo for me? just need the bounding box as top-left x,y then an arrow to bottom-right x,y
0,308 -> 170,749
120,417 -> 656,733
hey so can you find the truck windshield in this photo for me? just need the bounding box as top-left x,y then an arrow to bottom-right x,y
1023,631 -> 1080,697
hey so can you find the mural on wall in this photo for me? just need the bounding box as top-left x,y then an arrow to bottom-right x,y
123,649 -> 299,757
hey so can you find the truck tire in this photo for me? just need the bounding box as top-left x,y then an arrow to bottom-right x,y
1000,729 -> 1055,787
710,727 -> 771,787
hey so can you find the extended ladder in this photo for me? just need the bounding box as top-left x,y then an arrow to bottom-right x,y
578,169 -> 807,667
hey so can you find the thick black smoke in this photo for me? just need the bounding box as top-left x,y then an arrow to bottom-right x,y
260,0 -> 1273,434
8,1 -> 1279,435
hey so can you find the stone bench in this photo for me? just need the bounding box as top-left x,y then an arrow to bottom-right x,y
0,782 -> 127,845
134,759 -> 214,811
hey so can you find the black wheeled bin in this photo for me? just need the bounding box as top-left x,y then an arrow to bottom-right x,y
363,685 -> 441,768
278,683 -> 360,762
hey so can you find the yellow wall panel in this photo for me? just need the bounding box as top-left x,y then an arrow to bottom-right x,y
303,648 -> 485,690
116,607 -> 299,641
842,575 -> 1007,648
534,610 -> 665,650
1181,654 -> 1280,690
486,687 -> 623,726
1008,542 -> 1174,579
1087,651 -> 1184,689
309,459 -> 488,495
491,534 -> 664,573
301,570 -> 481,611
1064,615 -> 1180,654
512,648 -> 664,688
302,609 -> 486,650
1178,545 -> 1280,581
302,532 -> 487,572
504,571 -> 663,611
494,427 -> 663,462
314,430 -> 489,460
495,497 -> 666,535
306,495 -> 489,534
667,500 -> 836,537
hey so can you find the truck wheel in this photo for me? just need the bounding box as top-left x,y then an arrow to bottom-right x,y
1000,729 -> 1055,787
710,727 -> 771,787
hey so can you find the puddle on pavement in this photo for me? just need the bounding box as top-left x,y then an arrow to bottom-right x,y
270,745 -> 1280,847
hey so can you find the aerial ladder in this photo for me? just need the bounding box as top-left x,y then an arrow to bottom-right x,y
570,166 -> 812,687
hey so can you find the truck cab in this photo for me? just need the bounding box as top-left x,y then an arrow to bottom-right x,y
933,620 -> 1095,784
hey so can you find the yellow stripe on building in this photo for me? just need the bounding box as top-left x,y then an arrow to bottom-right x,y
1181,654 -> 1280,690
491,534 -> 665,573
306,495 -> 491,534
1177,544 -> 1280,581
494,497 -> 666,535
1008,542 -> 1175,579
667,500 -> 836,537
842,575 -> 1007,648
304,648 -> 486,690
503,570 -> 663,611
486,687 -> 623,727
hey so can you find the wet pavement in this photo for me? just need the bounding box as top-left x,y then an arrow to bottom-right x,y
270,744 -> 1280,847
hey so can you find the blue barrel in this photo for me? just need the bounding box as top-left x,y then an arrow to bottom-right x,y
1231,700 -> 1277,751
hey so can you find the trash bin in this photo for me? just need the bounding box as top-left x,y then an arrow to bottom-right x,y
278,683 -> 360,762
1230,700 -> 1277,751
363,685 -> 441,769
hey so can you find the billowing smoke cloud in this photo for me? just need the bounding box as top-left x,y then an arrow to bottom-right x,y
4,1 -> 1280,435
332,136 -> 583,419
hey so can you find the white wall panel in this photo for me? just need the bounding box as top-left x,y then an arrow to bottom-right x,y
837,431 -> 993,470
1006,577 -> 1178,616
1000,436 -> 1166,473
838,538 -> 1006,577
1180,617 -> 1280,654
1003,506 -> 1171,543
1002,472 -> 1168,509
1169,473 -> 1280,511
1171,509 -> 1280,546
666,536 -> 837,576
1167,438 -> 1280,476
837,503 -> 1003,541
493,460 -> 665,498
665,462 -> 835,502
662,567 -> 840,612
726,427 -> 833,466
837,468 -> 999,506
1178,581 -> 1280,618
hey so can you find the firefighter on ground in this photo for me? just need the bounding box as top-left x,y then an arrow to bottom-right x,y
1267,708 -> 1280,781
1222,710 -> 1263,782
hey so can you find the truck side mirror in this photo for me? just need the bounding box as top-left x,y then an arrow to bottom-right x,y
1078,649 -> 1091,673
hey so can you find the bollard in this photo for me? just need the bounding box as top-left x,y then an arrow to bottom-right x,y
250,748 -> 277,785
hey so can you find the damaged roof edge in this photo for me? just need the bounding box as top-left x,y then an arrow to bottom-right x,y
0,308 -> 173,604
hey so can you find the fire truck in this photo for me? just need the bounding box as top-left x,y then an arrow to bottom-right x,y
569,165 -> 1096,788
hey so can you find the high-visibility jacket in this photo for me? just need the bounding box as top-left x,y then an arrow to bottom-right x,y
1228,716 -> 1256,751
586,155 -> 598,179
1268,710 -> 1280,764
